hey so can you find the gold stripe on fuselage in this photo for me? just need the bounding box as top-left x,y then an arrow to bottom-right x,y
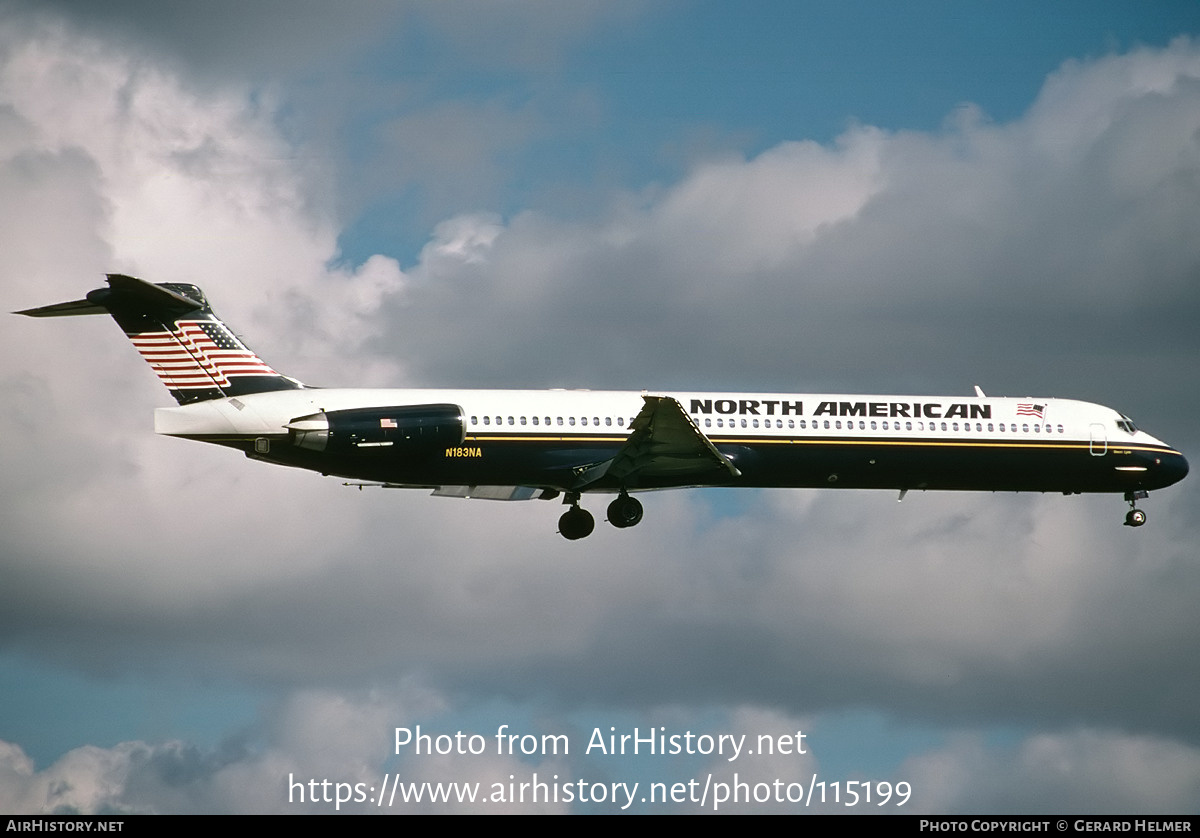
466,433 -> 1177,456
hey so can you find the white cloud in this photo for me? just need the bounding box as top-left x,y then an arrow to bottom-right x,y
903,729 -> 1200,814
0,684 -> 572,814
0,14 -> 408,379
371,39 -> 1200,407
647,129 -> 887,274
8,693 -> 1195,814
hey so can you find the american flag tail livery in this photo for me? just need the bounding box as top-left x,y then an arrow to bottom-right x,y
15,274 -> 304,405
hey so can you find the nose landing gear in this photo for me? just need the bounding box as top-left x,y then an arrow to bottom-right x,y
1124,490 -> 1148,527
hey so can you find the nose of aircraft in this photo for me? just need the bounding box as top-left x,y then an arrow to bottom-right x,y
1159,449 -> 1189,487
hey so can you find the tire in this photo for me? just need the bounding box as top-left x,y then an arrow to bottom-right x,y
1125,508 -> 1147,527
607,495 -> 644,529
559,507 -> 595,539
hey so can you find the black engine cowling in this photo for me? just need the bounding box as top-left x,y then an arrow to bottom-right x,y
287,404 -> 464,459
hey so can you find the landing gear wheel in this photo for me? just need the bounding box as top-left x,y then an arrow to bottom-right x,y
1124,490 -> 1149,528
607,494 -> 644,529
1125,508 -> 1147,527
559,506 -> 595,540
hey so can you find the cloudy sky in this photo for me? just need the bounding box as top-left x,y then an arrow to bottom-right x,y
2,0 -> 1199,815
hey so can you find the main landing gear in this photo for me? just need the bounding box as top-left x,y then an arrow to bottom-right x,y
557,491 -> 643,539
1124,490 -> 1148,527
558,496 -> 594,540
607,492 -> 643,529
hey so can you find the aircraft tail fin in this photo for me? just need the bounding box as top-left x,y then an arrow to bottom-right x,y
16,274 -> 304,405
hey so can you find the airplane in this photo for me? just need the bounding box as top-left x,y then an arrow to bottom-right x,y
17,274 -> 1188,539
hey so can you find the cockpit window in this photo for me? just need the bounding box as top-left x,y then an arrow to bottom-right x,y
1116,415 -> 1138,434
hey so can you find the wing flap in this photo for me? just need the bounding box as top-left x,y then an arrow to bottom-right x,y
431,485 -> 541,501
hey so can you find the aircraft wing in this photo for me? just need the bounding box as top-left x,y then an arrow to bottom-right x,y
574,395 -> 741,489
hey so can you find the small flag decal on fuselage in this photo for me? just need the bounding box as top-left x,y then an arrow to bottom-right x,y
1016,403 -> 1045,418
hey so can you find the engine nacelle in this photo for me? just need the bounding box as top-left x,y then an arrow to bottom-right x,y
287,404 -> 464,458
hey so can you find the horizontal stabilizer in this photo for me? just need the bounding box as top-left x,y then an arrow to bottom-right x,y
15,274 -> 204,317
15,297 -> 107,317
102,273 -> 205,313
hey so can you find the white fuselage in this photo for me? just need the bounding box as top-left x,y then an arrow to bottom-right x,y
155,387 -> 1166,452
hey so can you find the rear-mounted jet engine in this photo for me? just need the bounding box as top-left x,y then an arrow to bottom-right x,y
288,404 -> 464,459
